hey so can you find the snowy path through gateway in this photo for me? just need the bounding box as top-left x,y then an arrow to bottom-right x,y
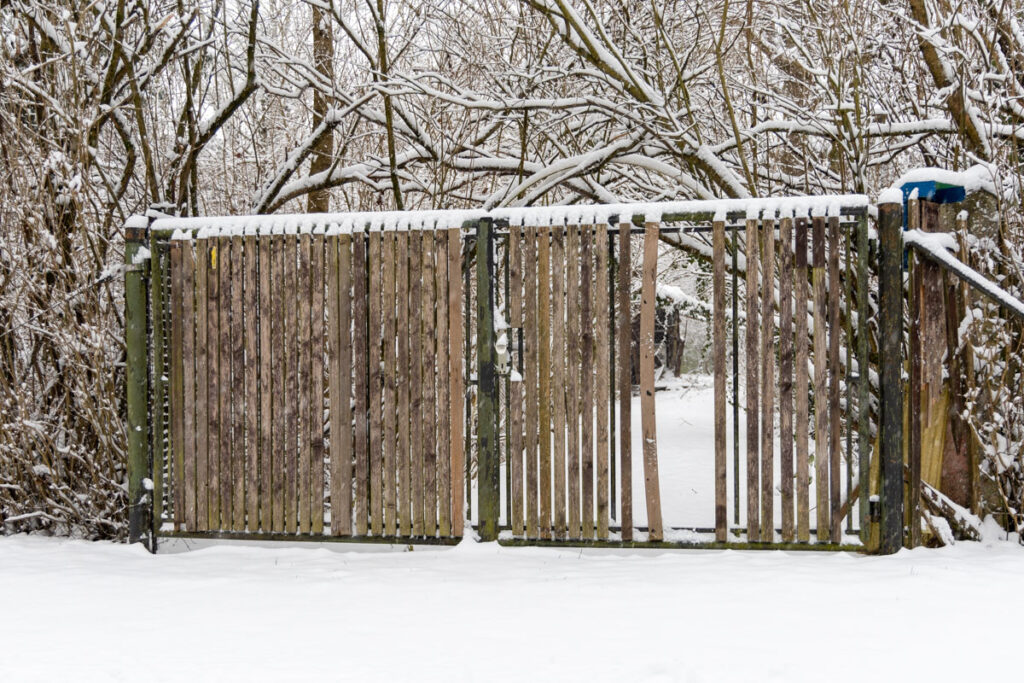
2,533 -> 1022,682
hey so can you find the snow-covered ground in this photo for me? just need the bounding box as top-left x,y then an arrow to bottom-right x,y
2,532 -> 1022,682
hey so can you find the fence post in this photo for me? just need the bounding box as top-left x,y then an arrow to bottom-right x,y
476,217 -> 500,541
125,216 -> 152,547
877,200 -> 904,555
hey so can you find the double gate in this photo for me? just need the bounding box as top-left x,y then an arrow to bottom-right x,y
127,197 -> 906,551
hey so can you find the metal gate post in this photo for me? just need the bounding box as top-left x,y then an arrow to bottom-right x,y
125,216 -> 152,547
877,199 -> 904,555
475,218 -> 501,540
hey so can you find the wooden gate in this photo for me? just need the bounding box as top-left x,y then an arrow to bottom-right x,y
160,221 -> 464,541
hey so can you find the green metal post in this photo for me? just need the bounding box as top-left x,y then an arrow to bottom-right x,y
126,218 -> 151,547
476,218 -> 500,540
877,201 -> 904,555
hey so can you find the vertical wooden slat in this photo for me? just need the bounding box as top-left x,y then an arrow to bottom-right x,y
744,218 -> 760,541
169,240 -> 185,528
795,217 -> 811,542
423,230 -> 438,536
436,230 -> 451,538
565,225 -> 580,538
760,217 -> 775,542
181,241 -> 197,531
311,231 -> 326,535
244,230 -> 259,530
827,215 -> 842,543
327,232 -> 343,535
230,234 -> 245,531
509,226 -> 524,536
369,229 -> 383,536
523,225 -> 539,538
595,223 -> 610,540
448,228 -> 465,536
259,233 -> 273,532
150,239 -> 166,535
580,225 -> 594,539
382,229 -> 397,536
352,231 -> 369,536
617,222 -> 632,541
409,230 -> 424,536
856,214 -> 871,542
909,249 -> 922,548
551,227 -> 566,539
778,216 -> 795,542
639,222 -> 663,542
217,235 -> 232,530
196,236 -> 210,531
712,220 -> 728,542
335,233 -> 354,535
812,215 -> 829,542
298,233 -> 312,534
284,232 -> 299,534
271,230 -> 286,533
397,230 -> 411,536
538,226 -> 552,539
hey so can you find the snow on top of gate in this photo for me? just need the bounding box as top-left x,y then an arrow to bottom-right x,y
149,194 -> 870,239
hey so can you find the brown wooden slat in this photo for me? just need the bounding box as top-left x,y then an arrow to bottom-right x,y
812,215 -> 829,542
327,234 -> 343,535
639,222 -> 663,542
382,230 -> 397,536
397,231 -> 411,536
760,218 -> 775,542
712,220 -> 728,542
218,236 -> 232,530
369,229 -> 383,536
509,226 -> 524,536
523,225 -> 539,538
169,240 -> 185,528
230,234 -> 245,531
795,218 -> 810,542
311,231 -> 326,535
538,226 -> 552,539
448,228 -> 465,536
197,236 -> 210,531
565,225 -> 580,538
181,241 -> 197,531
271,231 -> 286,533
409,230 -> 424,536
244,232 -> 259,530
551,227 -> 566,539
778,216 -> 795,542
827,215 -> 842,543
352,232 -> 369,536
284,233 -> 299,534
259,234 -> 273,532
617,223 -> 632,541
580,225 -> 595,539
435,230 -> 451,538
298,234 -> 313,534
595,223 -> 610,540
334,234 -> 354,535
423,231 -> 438,536
744,218 -> 760,541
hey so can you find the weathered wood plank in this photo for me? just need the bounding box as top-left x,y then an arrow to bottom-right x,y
230,234 -> 245,531
409,230 -> 424,536
382,229 -> 397,536
580,225 -> 595,539
827,216 -> 842,543
538,226 -> 552,540
327,234 -> 343,535
760,218 -> 775,542
196,236 -> 210,531
369,229 -> 383,536
336,234 -> 354,535
448,228 -> 465,536
712,220 -> 728,542
311,231 -> 326,535
259,234 -> 273,531
744,218 -> 760,541
217,236 -> 232,530
169,241 -> 185,528
435,230 -> 451,538
617,223 -> 633,541
284,233 -> 299,534
352,232 -> 369,536
565,225 -> 581,538
271,231 -> 286,533
244,231 -> 259,530
795,217 -> 811,542
639,222 -> 663,542
181,241 -> 198,531
298,234 -> 313,534
397,230 -> 411,536
523,225 -> 539,538
778,216 -> 795,542
423,231 -> 438,536
509,226 -> 524,536
551,227 -> 566,539
812,215 -> 829,542
595,223 -> 610,540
